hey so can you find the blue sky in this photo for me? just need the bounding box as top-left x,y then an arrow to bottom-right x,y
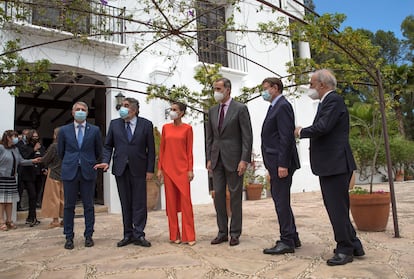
312,1 -> 414,39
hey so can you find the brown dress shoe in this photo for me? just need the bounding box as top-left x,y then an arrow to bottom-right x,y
229,236 -> 239,246
211,236 -> 228,245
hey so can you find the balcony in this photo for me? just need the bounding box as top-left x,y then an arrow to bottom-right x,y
2,0 -> 126,45
198,41 -> 248,73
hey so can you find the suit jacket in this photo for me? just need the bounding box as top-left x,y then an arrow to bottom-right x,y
102,117 -> 155,177
261,96 -> 300,174
206,99 -> 253,171
300,91 -> 356,176
58,122 -> 102,181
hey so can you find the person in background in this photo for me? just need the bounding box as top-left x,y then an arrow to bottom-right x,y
18,129 -> 45,227
294,69 -> 364,266
58,101 -> 102,250
95,97 -> 155,248
16,128 -> 30,211
0,130 -> 38,231
206,77 -> 253,246
39,127 -> 64,228
260,77 -> 301,255
157,101 -> 196,246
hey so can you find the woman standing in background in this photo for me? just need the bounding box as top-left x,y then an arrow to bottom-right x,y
40,127 -> 64,228
0,130 -> 37,231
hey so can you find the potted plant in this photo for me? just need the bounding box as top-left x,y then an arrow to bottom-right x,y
147,126 -> 162,210
349,186 -> 390,231
243,153 -> 264,200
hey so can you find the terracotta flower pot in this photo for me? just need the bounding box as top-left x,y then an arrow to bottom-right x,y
350,192 -> 391,231
246,183 -> 263,200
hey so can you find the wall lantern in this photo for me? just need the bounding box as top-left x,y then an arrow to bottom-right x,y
115,92 -> 125,110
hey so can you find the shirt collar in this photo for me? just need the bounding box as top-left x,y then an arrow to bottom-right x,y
320,90 -> 333,103
271,94 -> 283,107
74,121 -> 86,127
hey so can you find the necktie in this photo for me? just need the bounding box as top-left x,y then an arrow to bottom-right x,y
77,124 -> 83,148
218,104 -> 226,131
266,105 -> 273,116
126,122 -> 133,142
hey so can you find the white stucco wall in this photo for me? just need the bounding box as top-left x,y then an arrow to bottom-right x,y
1,0 -> 320,214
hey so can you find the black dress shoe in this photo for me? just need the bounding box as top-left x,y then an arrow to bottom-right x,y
117,237 -> 134,247
354,247 -> 365,257
210,235 -> 228,245
29,219 -> 40,227
327,253 -> 353,266
263,241 -> 294,255
294,239 -> 302,248
134,236 -> 151,247
64,239 -> 74,250
229,236 -> 239,246
85,236 -> 94,247
334,248 -> 365,257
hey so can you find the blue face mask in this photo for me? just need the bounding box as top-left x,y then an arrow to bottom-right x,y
12,137 -> 19,145
74,110 -> 87,121
119,107 -> 129,119
262,90 -> 271,101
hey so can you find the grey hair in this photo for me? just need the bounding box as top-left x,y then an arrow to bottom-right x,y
72,101 -> 89,111
314,69 -> 337,90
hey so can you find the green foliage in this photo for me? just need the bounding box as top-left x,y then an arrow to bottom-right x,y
349,186 -> 369,195
0,40 -> 51,96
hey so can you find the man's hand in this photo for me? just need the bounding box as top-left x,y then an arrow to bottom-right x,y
146,172 -> 154,181
94,163 -> 109,171
237,161 -> 248,176
206,160 -> 212,173
278,167 -> 288,178
294,127 -> 302,138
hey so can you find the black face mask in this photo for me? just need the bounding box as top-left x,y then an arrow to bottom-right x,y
30,138 -> 39,145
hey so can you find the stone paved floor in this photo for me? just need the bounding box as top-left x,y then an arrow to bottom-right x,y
0,182 -> 413,279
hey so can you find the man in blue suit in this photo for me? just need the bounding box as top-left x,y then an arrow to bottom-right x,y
295,69 -> 364,266
260,77 -> 301,255
58,101 -> 102,250
95,97 -> 155,248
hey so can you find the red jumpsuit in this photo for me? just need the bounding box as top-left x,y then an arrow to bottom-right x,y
158,123 -> 195,242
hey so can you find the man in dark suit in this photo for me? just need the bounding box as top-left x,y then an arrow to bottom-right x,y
95,97 -> 155,248
58,101 -> 102,250
206,77 -> 253,246
295,69 -> 364,266
260,77 -> 301,255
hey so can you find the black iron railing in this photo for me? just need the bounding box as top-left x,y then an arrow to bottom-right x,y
2,0 -> 126,44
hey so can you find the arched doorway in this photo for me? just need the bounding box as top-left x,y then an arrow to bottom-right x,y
14,67 -> 107,204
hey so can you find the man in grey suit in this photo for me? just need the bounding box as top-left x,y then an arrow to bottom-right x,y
206,77 -> 253,246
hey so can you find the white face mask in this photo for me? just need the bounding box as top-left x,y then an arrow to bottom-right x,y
169,110 -> 179,120
307,88 -> 320,100
214,91 -> 224,102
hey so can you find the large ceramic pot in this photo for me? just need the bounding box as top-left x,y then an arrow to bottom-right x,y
350,192 -> 391,231
246,183 -> 263,200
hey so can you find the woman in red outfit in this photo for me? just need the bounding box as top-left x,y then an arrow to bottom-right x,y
157,101 -> 195,245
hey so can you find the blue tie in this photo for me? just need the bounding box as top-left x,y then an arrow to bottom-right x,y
77,124 -> 83,148
126,122 -> 133,142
